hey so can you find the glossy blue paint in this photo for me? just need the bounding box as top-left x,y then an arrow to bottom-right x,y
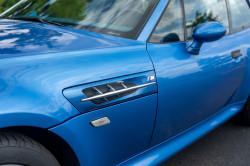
0,19 -> 142,59
230,27 -> 250,103
0,19 -> 154,128
137,0 -> 170,41
63,71 -> 157,113
1,1 -> 250,165
118,101 -> 246,166
147,33 -> 246,147
50,94 -> 157,166
187,22 -> 227,55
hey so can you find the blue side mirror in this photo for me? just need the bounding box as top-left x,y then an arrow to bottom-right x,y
187,22 -> 226,55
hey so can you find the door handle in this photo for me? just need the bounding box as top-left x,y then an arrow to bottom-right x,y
231,50 -> 242,59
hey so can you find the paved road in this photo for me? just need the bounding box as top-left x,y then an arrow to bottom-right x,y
160,118 -> 250,166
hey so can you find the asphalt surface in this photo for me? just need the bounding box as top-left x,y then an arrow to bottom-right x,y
160,118 -> 250,166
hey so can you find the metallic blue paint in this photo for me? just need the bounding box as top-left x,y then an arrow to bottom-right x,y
147,33 -> 246,147
118,101 -> 246,166
63,71 -> 157,113
50,94 -> 157,166
0,19 -> 142,59
187,22 -> 227,55
231,27 -> 250,103
0,19 -> 154,128
1,1 -> 250,165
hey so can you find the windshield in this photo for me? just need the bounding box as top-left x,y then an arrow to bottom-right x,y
1,0 -> 158,39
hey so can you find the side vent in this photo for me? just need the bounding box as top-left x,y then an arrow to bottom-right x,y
63,71 -> 157,114
82,82 -> 137,105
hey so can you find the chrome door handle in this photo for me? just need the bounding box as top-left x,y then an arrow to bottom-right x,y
231,50 -> 242,59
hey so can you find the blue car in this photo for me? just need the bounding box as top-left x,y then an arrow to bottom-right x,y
0,0 -> 250,165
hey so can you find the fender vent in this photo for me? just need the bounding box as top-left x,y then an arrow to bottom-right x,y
82,82 -> 137,105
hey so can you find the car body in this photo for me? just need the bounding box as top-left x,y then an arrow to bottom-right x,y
0,0 -> 250,165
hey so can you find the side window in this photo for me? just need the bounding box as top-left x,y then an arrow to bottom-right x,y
148,0 -> 184,43
228,0 -> 250,31
184,0 -> 229,40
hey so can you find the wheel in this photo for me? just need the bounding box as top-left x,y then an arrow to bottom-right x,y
0,131 -> 60,166
235,97 -> 250,125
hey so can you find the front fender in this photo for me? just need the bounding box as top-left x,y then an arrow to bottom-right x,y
0,43 -> 153,128
0,77 -> 79,128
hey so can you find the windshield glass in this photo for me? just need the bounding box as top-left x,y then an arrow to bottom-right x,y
1,0 -> 158,39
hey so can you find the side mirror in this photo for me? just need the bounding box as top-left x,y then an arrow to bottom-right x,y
187,22 -> 226,55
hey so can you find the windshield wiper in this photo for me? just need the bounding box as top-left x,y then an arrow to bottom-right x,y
6,16 -> 64,27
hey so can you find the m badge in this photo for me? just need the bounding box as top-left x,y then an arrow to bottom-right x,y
147,76 -> 155,81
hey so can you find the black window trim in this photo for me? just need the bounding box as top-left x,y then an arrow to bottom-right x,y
181,0 -> 187,41
225,0 -> 233,34
148,0 -> 250,44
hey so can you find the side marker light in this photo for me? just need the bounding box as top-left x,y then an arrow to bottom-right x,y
91,117 -> 110,127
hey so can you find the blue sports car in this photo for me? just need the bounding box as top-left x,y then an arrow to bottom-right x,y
0,0 -> 250,165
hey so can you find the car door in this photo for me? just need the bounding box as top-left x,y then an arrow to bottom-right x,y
226,0 -> 250,102
147,0 -> 246,147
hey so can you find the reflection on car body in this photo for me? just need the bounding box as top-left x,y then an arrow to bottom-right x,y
0,0 -> 250,166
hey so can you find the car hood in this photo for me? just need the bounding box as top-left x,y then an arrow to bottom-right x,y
0,19 -> 140,59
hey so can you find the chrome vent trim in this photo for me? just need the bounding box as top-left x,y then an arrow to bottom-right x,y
81,82 -> 155,103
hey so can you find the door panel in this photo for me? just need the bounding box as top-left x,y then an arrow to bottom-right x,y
148,35 -> 245,147
225,0 -> 250,102
232,28 -> 250,102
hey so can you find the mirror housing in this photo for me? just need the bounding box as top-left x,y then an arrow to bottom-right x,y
187,22 -> 226,55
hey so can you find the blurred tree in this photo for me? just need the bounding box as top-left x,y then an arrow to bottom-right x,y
0,0 -> 20,14
189,11 -> 219,29
186,11 -> 219,40
1,0 -> 94,21
47,0 -> 93,20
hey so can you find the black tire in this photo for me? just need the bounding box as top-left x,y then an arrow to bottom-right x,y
0,131 -> 60,166
235,97 -> 250,125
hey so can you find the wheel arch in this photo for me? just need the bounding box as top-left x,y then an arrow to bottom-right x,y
0,112 -> 61,129
1,125 -> 80,166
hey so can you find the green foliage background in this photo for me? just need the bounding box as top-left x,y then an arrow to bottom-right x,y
0,0 -> 20,14
0,0 -> 94,20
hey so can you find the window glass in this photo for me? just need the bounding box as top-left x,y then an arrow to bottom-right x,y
184,0 -> 229,40
149,0 -> 184,43
1,0 -> 159,40
228,0 -> 250,30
